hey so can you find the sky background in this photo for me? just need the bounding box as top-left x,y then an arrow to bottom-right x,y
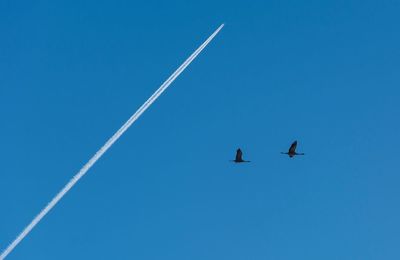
1,0 -> 400,259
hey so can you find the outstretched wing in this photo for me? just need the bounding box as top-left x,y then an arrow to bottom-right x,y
289,141 -> 297,154
235,148 -> 243,161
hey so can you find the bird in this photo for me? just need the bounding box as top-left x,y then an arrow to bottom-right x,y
231,148 -> 250,163
281,141 -> 305,158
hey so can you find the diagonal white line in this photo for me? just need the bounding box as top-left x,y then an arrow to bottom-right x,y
0,24 -> 224,259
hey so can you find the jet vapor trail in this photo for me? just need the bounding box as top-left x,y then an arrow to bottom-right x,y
0,24 -> 224,259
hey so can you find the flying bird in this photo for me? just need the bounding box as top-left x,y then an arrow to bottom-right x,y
231,148 -> 250,163
281,141 -> 305,158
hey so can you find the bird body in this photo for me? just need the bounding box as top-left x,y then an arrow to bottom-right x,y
281,141 -> 305,158
231,148 -> 250,163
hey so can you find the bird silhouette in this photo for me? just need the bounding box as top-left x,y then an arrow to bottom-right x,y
231,148 -> 250,163
281,141 -> 305,158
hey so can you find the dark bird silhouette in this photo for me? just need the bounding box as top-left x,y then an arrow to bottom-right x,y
281,141 -> 305,158
231,148 -> 250,163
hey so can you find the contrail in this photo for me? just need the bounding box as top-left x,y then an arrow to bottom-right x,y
1,24 -> 224,259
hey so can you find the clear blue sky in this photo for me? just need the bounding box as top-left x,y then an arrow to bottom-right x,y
1,0 -> 400,259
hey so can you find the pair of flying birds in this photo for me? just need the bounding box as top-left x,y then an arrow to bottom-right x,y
231,141 -> 305,163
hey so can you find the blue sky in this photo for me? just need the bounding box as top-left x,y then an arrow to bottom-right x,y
1,0 -> 400,259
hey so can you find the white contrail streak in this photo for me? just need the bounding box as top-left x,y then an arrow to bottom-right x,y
1,24 -> 224,259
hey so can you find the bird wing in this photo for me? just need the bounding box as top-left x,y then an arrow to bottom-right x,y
235,149 -> 243,161
289,141 -> 297,153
